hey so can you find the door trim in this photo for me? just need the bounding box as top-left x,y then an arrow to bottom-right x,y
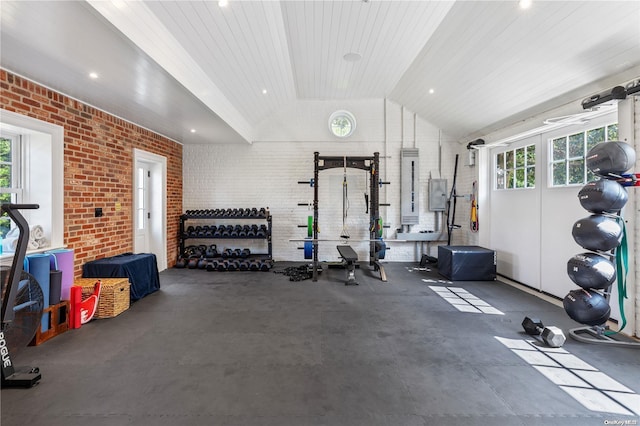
133,148 -> 167,271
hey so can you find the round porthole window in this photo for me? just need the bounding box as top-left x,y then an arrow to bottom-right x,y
329,110 -> 356,138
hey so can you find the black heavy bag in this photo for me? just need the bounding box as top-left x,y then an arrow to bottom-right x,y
572,214 -> 622,252
578,179 -> 628,213
563,288 -> 611,326
566,252 -> 615,290
586,141 -> 635,177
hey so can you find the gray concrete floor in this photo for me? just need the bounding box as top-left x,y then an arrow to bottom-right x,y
1,262 -> 639,426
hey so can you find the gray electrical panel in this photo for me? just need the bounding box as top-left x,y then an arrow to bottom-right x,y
401,148 -> 419,225
429,179 -> 448,211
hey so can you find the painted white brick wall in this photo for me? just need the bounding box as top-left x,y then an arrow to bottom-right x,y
183,99 -> 461,262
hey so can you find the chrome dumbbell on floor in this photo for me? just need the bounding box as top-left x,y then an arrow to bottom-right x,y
521,317 -> 566,348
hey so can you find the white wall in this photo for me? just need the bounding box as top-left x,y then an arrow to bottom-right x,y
183,99 -> 454,262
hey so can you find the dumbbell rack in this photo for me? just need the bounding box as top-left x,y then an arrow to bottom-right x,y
178,208 -> 272,265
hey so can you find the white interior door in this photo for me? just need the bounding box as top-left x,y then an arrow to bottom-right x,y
133,149 -> 167,271
135,163 -> 151,253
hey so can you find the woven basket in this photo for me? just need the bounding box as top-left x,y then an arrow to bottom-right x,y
74,278 -> 130,318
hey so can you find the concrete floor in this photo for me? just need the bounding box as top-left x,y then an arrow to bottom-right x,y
1,262 -> 639,426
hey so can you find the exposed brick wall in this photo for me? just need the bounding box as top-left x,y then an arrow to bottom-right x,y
0,69 -> 183,277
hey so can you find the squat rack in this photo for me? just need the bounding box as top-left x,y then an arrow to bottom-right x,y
309,152 -> 386,281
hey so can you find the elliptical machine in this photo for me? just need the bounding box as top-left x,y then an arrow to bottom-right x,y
1,203 -> 43,388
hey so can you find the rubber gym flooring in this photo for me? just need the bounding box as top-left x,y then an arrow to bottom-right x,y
2,262 -> 639,426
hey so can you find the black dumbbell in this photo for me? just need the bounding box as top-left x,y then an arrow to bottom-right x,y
240,248 -> 251,258
227,260 -> 240,271
239,260 -> 249,271
207,260 -> 218,271
259,260 -> 271,271
249,260 -> 260,271
522,317 -> 566,348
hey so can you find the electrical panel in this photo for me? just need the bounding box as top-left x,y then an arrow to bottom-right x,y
429,179 -> 448,211
401,148 -> 419,225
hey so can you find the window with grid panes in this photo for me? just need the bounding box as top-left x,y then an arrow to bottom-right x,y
550,123 -> 618,187
495,144 -> 535,190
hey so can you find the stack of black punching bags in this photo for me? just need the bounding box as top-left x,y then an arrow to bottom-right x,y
565,141 -> 635,327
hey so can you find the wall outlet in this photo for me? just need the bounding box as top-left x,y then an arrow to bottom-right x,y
95,207 -> 103,217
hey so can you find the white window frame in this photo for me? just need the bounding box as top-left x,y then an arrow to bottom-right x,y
0,109 -> 64,255
549,122 -> 618,187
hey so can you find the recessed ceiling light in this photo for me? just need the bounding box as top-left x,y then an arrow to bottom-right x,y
218,0 -> 229,8
428,88 -> 435,94
89,72 -> 99,79
519,0 -> 532,9
343,52 -> 362,62
262,89 -> 268,95
190,129 -> 196,133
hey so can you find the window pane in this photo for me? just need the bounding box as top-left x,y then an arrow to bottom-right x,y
587,169 -> 596,182
515,147 -> 525,167
137,209 -> 145,230
0,164 -> 12,187
0,138 -> 11,163
137,188 -> 145,208
568,159 -> 585,184
496,168 -> 505,189
526,167 -> 535,188
526,145 -> 535,167
607,124 -> 618,141
568,133 -> 584,158
506,151 -> 514,169
137,167 -> 144,189
0,193 -> 13,238
553,162 -> 566,186
0,217 -> 11,238
515,168 -> 525,188
553,138 -> 566,161
506,170 -> 514,189
587,127 -> 605,149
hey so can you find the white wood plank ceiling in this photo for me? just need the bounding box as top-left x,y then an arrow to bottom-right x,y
1,1 -> 639,145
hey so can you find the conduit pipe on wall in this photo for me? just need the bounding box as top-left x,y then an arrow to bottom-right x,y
414,113 -> 417,149
383,98 -> 388,227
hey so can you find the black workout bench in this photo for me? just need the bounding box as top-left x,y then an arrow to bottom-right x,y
337,245 -> 359,285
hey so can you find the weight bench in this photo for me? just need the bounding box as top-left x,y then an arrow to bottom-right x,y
337,245 -> 359,285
